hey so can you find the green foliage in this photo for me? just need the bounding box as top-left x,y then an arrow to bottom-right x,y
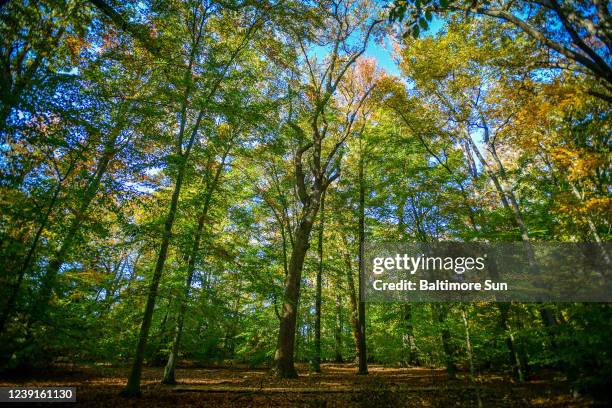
0,0 -> 609,400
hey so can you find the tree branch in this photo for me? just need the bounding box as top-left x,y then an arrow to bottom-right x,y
295,142 -> 313,205
89,0 -> 162,57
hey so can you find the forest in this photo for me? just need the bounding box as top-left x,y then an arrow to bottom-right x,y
0,0 -> 611,407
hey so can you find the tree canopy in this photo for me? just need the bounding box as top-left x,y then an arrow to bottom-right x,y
0,0 -> 610,405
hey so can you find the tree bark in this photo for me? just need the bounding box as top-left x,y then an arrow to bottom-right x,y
162,150 -> 229,384
274,199 -> 320,378
120,10 -> 217,388
343,244 -> 362,365
313,190 -> 325,372
357,140 -> 368,375
122,151 -> 191,396
435,305 -> 457,380
461,306 -> 483,408
334,290 -> 343,363
497,303 -> 529,381
402,304 -> 419,367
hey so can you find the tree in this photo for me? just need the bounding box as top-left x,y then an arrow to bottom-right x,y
121,0 -> 275,395
88,0 -> 162,57
274,0 -> 381,377
0,0 -> 89,135
162,133 -> 233,384
388,0 -> 612,100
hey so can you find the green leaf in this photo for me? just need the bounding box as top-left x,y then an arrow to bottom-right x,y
419,17 -> 428,30
398,7 -> 406,22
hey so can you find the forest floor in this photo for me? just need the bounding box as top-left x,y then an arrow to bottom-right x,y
0,363 -> 602,407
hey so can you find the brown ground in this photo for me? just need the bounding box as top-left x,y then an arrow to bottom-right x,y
0,363 -> 600,407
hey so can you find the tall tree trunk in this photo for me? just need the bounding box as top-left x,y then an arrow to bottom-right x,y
485,142 -> 557,327
122,152 -> 191,396
461,306 -> 483,408
402,304 -> 419,367
435,304 -> 457,380
497,303 -> 528,381
313,190 -> 325,372
396,194 -> 418,367
343,245 -> 362,365
271,4 -> 374,377
487,254 -> 529,382
121,18 -> 211,386
357,142 -> 368,375
334,290 -> 343,363
154,296 -> 172,355
408,125 -> 531,380
274,198 -> 320,378
162,150 -> 228,384
162,268 -> 193,384
295,314 -> 302,363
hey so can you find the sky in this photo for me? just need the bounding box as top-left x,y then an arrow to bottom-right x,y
371,16 -> 444,76
312,16 -> 445,78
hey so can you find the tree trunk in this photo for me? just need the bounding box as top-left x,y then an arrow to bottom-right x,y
121,22 -> 210,387
313,190 -> 325,372
497,303 -> 528,382
435,305 -> 457,380
487,143 -> 531,245
122,154 -> 190,396
343,241 -> 361,365
154,296 -> 173,357
357,145 -> 368,375
162,270 -> 193,385
334,291 -> 343,363
162,151 -> 227,384
402,304 -> 419,367
0,103 -> 12,141
461,306 -> 483,408
274,200 -> 319,378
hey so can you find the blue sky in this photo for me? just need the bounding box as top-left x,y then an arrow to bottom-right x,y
367,17 -> 444,76
312,17 -> 444,78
